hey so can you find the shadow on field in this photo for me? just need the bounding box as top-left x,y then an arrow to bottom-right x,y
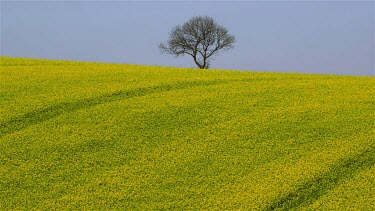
265,145 -> 375,210
0,80 -> 230,138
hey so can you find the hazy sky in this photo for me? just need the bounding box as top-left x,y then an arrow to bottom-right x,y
1,1 -> 374,76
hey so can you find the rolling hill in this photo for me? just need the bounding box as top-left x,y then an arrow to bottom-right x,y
1,57 -> 374,210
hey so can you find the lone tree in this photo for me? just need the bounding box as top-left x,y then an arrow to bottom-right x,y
159,16 -> 235,69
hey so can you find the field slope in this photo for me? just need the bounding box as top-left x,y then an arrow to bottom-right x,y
1,57 -> 374,210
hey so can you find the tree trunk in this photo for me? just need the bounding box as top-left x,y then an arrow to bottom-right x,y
193,55 -> 204,69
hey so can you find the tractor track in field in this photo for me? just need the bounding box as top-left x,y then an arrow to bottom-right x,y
0,79 -> 233,138
264,145 -> 375,210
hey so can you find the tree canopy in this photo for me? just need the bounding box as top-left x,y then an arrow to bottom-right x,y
159,16 -> 236,69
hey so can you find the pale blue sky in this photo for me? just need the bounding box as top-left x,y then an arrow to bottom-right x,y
1,1 -> 374,75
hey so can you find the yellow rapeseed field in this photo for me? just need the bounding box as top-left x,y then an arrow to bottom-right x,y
1,56 -> 374,210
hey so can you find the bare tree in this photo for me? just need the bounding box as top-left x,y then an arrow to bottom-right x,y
159,16 -> 235,69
